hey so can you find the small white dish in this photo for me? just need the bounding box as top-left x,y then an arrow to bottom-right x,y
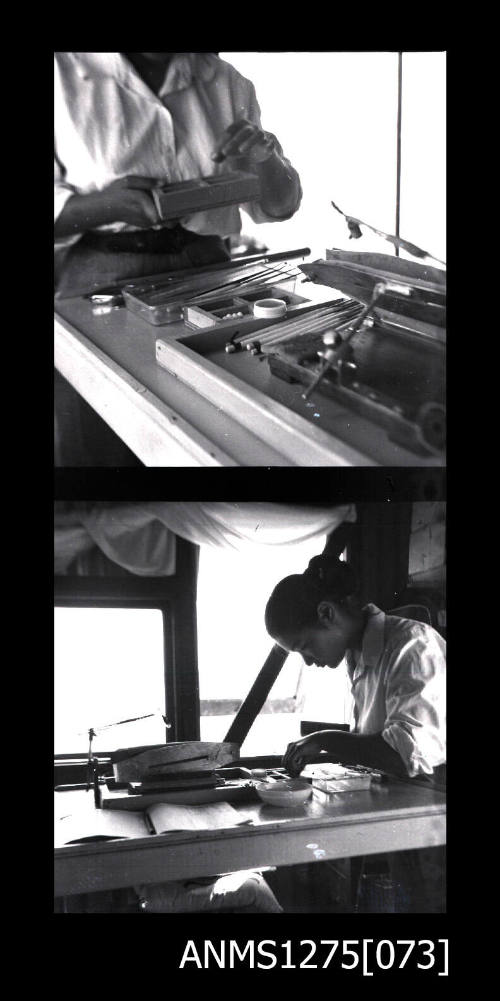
253,298 -> 287,319
255,778 -> 312,807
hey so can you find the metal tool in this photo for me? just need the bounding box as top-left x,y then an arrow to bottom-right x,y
301,281 -> 411,401
80,711 -> 171,807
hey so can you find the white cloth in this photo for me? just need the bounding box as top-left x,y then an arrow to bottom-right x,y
54,502 -> 356,575
346,604 -> 446,778
54,52 -> 301,248
135,870 -> 283,913
143,501 -> 356,551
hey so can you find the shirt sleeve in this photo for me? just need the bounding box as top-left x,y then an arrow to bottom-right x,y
381,625 -> 446,778
54,150 -> 81,248
237,79 -> 302,225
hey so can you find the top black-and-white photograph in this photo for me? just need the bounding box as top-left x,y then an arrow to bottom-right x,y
54,51 -> 446,468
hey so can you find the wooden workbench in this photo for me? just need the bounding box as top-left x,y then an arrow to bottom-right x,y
54,781 -> 445,898
54,290 -> 444,467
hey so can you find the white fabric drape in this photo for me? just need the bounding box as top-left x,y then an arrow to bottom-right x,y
54,502 -> 356,576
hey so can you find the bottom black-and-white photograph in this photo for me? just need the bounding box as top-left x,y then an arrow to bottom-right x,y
54,499 -> 446,915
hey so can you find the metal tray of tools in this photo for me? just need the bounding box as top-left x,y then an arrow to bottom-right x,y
155,297 -> 443,466
123,259 -> 306,326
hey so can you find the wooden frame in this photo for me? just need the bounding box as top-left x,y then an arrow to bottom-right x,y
54,314 -> 237,466
54,537 -> 200,757
156,337 -> 373,467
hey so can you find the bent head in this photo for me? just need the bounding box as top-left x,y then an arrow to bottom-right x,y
265,558 -> 364,669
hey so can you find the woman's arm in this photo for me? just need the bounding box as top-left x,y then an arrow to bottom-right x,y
251,146 -> 302,219
283,730 -> 407,777
54,176 -> 161,239
212,119 -> 301,219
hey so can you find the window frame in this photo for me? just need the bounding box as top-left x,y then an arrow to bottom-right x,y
54,537 -> 199,783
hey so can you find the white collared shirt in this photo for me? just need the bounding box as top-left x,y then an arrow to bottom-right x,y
345,604 -> 446,778
54,53 -> 301,247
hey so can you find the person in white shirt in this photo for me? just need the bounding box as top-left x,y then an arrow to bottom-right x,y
265,554 -> 446,912
54,52 -> 302,293
265,556 -> 446,783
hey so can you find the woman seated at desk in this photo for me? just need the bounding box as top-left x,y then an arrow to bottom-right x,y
133,556 -> 445,915
264,554 -> 446,911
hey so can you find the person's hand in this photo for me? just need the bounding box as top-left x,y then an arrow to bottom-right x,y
212,119 -> 277,165
282,734 -> 325,777
54,176 -> 181,240
95,176 -> 163,228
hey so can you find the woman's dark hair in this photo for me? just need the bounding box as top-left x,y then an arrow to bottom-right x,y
265,557 -> 358,640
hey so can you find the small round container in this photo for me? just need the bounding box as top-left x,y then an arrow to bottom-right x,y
255,778 -> 312,807
253,298 -> 287,319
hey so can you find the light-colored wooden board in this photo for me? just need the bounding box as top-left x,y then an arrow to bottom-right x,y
156,338 -> 375,467
54,315 -> 237,466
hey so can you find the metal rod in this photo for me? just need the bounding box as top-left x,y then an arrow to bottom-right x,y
301,286 -> 385,400
302,357 -> 334,401
236,305 -> 342,346
237,301 -> 363,348
395,52 -> 403,257
189,264 -> 301,305
143,262 -> 271,304
259,318 -> 353,349
234,297 -> 354,341
78,711 -> 160,735
151,263 -> 299,307
56,247 -> 312,301
259,305 -> 362,345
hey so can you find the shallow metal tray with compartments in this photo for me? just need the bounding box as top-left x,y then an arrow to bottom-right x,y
122,269 -> 302,326
181,282 -> 311,334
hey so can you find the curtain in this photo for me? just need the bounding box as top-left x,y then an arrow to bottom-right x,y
54,502 -> 357,576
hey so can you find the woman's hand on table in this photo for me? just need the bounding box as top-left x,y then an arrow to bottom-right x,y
282,734 -> 325,777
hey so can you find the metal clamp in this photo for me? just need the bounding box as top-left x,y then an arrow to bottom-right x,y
302,280 -> 412,401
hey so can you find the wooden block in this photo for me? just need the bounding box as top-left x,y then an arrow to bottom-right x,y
112,741 -> 240,783
154,172 -> 261,220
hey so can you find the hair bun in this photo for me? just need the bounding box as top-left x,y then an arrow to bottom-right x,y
303,556 -> 357,598
304,555 -> 327,584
